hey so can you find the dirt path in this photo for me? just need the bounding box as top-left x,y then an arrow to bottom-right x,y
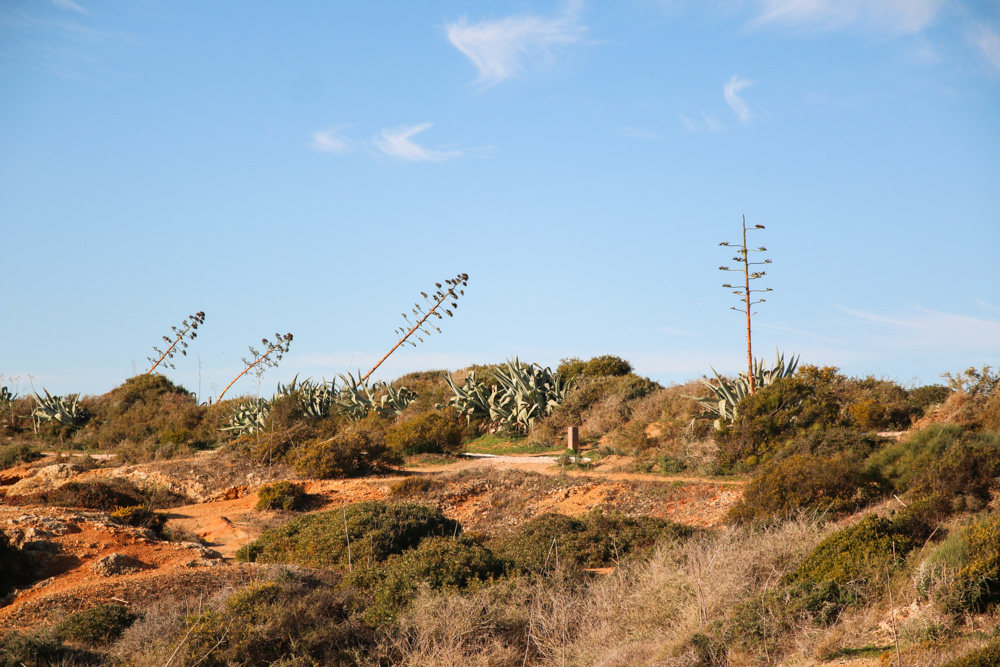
413,452 -> 748,486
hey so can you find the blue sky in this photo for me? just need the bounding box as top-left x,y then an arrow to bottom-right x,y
1,0 -> 998,401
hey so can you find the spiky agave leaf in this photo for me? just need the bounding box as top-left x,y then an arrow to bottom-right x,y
687,351 -> 800,428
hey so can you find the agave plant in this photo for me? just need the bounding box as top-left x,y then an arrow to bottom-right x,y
220,397 -> 271,437
31,388 -> 86,430
690,351 -> 799,429
275,375 -> 337,420
443,358 -> 570,435
379,385 -> 417,417
442,369 -> 494,422
334,371 -> 416,421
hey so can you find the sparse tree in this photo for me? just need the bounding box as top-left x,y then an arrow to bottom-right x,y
146,311 -> 206,374
719,216 -> 772,394
216,332 -> 293,402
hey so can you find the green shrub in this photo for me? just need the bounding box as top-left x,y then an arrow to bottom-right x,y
165,571 -> 371,667
388,476 -> 445,498
0,630 -> 102,666
908,432 -> 1000,511
255,481 -> 308,511
0,531 -> 35,597
868,424 -> 963,493
557,355 -> 633,380
867,425 -> 1000,511
493,511 -> 693,574
716,375 -> 843,467
909,384 -> 951,412
955,513 -> 1000,611
841,376 -> 918,430
727,452 -> 882,525
730,510 -> 932,657
779,427 -> 888,460
351,536 -> 506,624
391,370 -> 454,415
292,420 -> 399,479
785,512 -> 930,595
943,637 -> 1000,667
385,410 -> 464,455
57,602 -> 138,644
74,374 -> 216,453
237,500 -> 459,569
0,443 -> 41,470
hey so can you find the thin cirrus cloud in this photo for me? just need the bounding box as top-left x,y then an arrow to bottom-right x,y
749,0 -> 946,34
679,112 -> 723,133
373,123 -> 463,162
839,305 -> 1000,353
969,22 -> 1000,72
310,127 -> 352,154
52,0 -> 87,13
445,8 -> 585,87
724,75 -> 754,124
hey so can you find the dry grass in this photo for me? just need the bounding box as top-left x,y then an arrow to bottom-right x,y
376,586 -> 528,667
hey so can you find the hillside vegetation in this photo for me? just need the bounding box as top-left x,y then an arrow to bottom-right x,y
1,358 -> 999,666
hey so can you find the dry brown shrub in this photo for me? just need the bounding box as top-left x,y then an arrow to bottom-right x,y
581,393 -> 631,439
556,514 -> 833,665
381,586 -> 527,666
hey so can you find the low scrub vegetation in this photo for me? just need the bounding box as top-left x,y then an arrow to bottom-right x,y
4,355 -> 999,665
237,501 -> 460,568
57,603 -> 139,645
5,477 -> 187,511
493,510 -> 694,574
254,480 -> 308,511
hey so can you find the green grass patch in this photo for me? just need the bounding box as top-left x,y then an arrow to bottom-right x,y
825,644 -> 894,659
463,434 -> 558,455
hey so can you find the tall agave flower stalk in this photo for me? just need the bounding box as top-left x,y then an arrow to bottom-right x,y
355,273 -> 468,387
146,311 -> 205,374
216,332 -> 293,403
719,216 -> 772,394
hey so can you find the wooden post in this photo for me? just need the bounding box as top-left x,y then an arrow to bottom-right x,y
567,426 -> 579,453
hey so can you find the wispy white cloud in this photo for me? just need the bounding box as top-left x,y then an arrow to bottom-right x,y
724,74 -> 754,123
613,126 -> 661,140
973,298 -> 1000,313
702,112 -> 724,132
750,0 -> 946,34
969,22 -> 1000,72
311,127 -> 352,154
445,7 -> 585,87
838,305 -> 1000,352
373,123 -> 462,162
679,112 -> 724,133
52,0 -> 87,14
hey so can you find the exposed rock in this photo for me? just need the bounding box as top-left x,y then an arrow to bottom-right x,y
91,553 -> 147,577
176,542 -> 222,559
6,464 -> 82,496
